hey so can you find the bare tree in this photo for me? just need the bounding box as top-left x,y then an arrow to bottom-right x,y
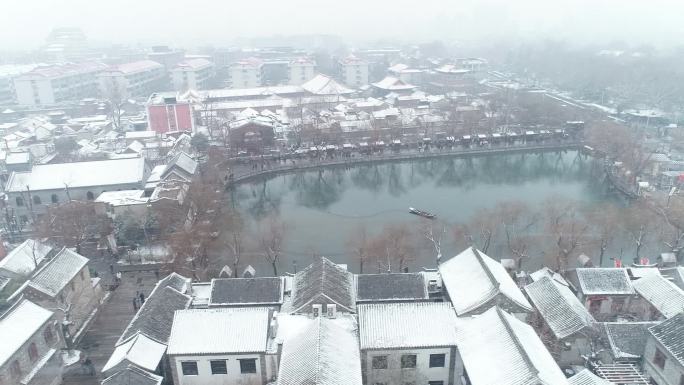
257,214 -> 287,276
35,201 -> 110,253
544,199 -> 589,271
421,219 -> 447,264
369,224 -> 415,273
498,201 -> 539,268
103,78 -> 125,130
347,224 -> 371,273
583,203 -> 621,266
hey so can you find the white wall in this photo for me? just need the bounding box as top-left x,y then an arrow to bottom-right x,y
643,337 -> 684,385
171,353 -> 265,385
230,66 -> 261,89
288,64 -> 315,86
14,78 -> 55,106
343,63 -> 368,88
363,347 -> 462,385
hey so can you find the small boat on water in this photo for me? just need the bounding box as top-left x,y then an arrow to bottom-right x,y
409,207 -> 436,219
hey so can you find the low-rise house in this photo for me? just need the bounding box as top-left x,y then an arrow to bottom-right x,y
567,268 -> 637,320
438,247 -> 533,317
568,369 -> 612,385
457,306 -> 569,385
208,277 -> 284,308
633,274 -> 684,320
289,257 -> 355,315
102,333 -> 167,376
355,273 -> 429,303
358,302 -> 461,385
0,239 -> 54,280
167,307 -> 274,385
101,366 -> 163,385
0,299 -> 63,385
643,313 -> 684,385
601,322 -> 657,363
525,276 -> 597,365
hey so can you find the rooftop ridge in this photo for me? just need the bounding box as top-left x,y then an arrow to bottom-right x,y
472,247 -> 501,290
495,307 -> 539,380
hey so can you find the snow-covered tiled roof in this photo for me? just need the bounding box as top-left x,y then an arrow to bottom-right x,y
356,273 -> 428,302
358,302 -> 458,349
209,277 -> 283,306
0,300 -> 53,368
574,268 -> 635,295
569,369 -> 612,385
632,274 -> 684,318
371,76 -> 416,91
439,247 -> 532,316
167,308 -> 270,355
107,60 -> 163,75
457,307 -> 569,385
301,74 -> 354,95
649,313 -> 684,366
0,239 -> 53,276
6,157 -> 146,192
95,190 -> 147,206
603,322 -> 656,360
525,276 -> 595,340
291,257 -> 355,313
28,248 -> 88,297
277,315 -> 361,385
529,266 -> 569,287
102,365 -> 163,385
102,333 -> 167,373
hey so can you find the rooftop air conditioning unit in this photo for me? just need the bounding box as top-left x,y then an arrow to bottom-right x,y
312,304 -> 322,317
326,304 -> 337,318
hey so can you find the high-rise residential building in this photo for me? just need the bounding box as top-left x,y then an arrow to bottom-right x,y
171,59 -> 216,91
287,57 -> 316,86
13,61 -> 107,106
229,58 -> 263,88
338,54 -> 369,88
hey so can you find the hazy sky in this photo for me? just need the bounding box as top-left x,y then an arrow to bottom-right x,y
1,0 -> 683,50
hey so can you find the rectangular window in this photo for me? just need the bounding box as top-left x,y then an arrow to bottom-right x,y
372,355 -> 388,369
429,353 -> 446,368
654,348 -> 666,370
239,358 -> 257,374
428,382 -> 444,385
181,361 -> 198,376
401,354 -> 417,369
210,360 -> 227,375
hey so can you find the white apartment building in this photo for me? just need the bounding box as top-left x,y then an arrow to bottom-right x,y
339,54 -> 369,88
229,58 -> 263,89
171,59 -> 215,91
0,65 -> 38,105
13,61 -> 107,106
287,57 -> 316,86
98,60 -> 166,99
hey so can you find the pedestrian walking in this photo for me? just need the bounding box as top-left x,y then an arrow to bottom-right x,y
133,297 -> 139,312
139,292 -> 145,304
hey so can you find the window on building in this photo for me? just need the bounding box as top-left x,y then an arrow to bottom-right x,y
428,382 -> 444,385
239,358 -> 257,374
372,355 -> 388,369
654,348 -> 667,370
181,361 -> 198,376
429,353 -> 446,368
28,342 -> 39,362
70,281 -> 75,291
16,197 -> 24,206
589,299 -> 602,314
210,360 -> 227,375
86,191 -> 94,200
51,194 -> 59,203
80,270 -> 85,281
32,195 -> 41,205
44,326 -> 54,344
611,298 -> 625,313
10,360 -> 21,379
400,354 -> 417,369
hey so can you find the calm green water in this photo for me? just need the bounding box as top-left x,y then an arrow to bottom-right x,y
232,150 -> 610,273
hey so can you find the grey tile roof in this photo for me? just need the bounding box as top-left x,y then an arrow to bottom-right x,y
28,248 -> 88,297
209,277 -> 283,306
603,322 -> 657,359
101,365 -> 163,385
525,276 -> 595,339
632,274 -> 684,318
568,369 -> 611,385
649,313 -> 684,366
575,268 -> 635,295
291,257 -> 355,313
356,273 -> 427,302
156,272 -> 190,294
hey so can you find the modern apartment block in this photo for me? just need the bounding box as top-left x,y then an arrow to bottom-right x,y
171,58 -> 216,91
98,60 -> 166,99
13,61 -> 107,106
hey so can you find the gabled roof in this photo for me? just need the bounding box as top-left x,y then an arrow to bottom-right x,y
649,313 -> 684,366
167,308 -> 270,355
102,333 -> 166,373
574,268 -> 634,295
101,365 -> 163,385
525,276 -> 595,340
356,273 -> 428,302
0,300 -> 53,368
117,277 -> 192,345
603,322 -> 657,360
358,302 -> 458,349
291,257 -> 355,313
568,369 -> 612,385
632,274 -> 684,318
439,247 -> 532,316
162,152 -> 197,180
277,315 -> 362,385
156,272 -> 191,294
0,239 -> 53,276
209,277 -> 283,306
28,248 -> 88,297
457,307 -> 568,385
371,76 -> 416,91
302,74 -> 354,95
529,266 -> 569,287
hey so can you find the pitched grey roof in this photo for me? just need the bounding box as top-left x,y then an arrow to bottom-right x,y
162,152 -> 197,181
649,313 -> 684,366
525,276 -> 595,340
209,277 -> 283,306
117,281 -> 192,345
0,239 -> 53,276
156,272 -> 190,294
632,274 -> 684,318
603,322 -> 657,360
291,257 -> 355,313
28,248 -> 88,297
101,365 -> 163,385
356,273 -> 427,302
568,369 -> 611,385
574,268 -> 635,295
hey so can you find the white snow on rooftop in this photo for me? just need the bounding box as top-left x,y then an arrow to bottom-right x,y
569,368 -> 612,385
0,300 -> 53,368
28,248 -> 89,297
302,74 -> 354,95
102,333 -> 167,373
0,239 -> 53,276
575,268 -> 635,295
632,274 -> 684,318
167,308 -> 270,355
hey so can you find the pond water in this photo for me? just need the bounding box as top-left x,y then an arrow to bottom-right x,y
231,150 -> 613,274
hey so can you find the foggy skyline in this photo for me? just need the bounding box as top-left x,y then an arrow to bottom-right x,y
1,0 -> 683,51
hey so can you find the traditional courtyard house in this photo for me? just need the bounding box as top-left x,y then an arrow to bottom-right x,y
166,307 -> 274,385
524,276 -> 597,365
289,257 -> 355,315
642,313 -> 684,385
568,369 -> 612,385
276,314 -> 362,385
0,239 -> 54,280
457,306 -> 569,385
102,333 -> 167,377
358,302 -> 461,385
567,268 -> 637,320
632,274 -> 684,320
600,322 -> 658,364
355,273 -> 429,303
160,152 -> 197,184
228,118 -> 276,154
438,247 -> 533,317
0,299 -> 63,385
208,277 -> 284,309
101,366 -> 163,385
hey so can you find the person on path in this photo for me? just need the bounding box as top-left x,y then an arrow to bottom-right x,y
139,292 -> 145,304
133,297 -> 139,312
